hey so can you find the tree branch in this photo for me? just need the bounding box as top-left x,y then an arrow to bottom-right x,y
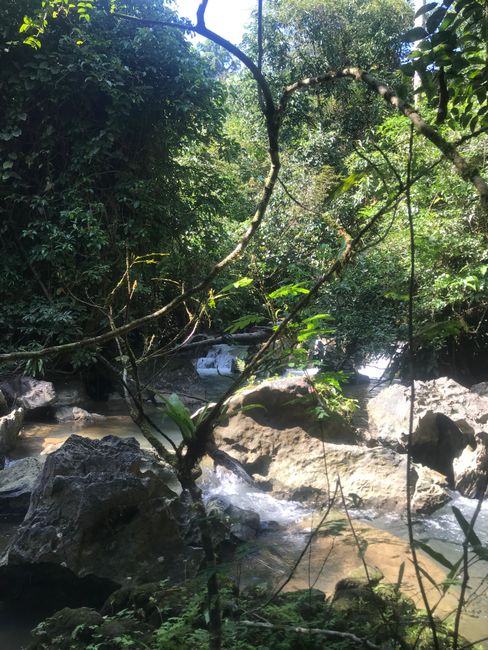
237,620 -> 381,649
280,68 -> 488,209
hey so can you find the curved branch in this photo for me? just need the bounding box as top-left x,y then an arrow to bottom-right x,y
0,156 -> 280,363
280,68 -> 488,207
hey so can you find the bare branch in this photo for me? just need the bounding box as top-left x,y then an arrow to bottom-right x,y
113,13 -> 276,126
196,0 -> 208,28
237,620 -> 381,649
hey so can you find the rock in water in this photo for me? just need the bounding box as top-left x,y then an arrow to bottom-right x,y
206,495 -> 260,542
366,378 -> 488,484
0,376 -> 56,412
0,407 -> 24,454
54,406 -> 105,423
3,435 -> 202,585
453,432 -> 488,498
213,378 -> 449,514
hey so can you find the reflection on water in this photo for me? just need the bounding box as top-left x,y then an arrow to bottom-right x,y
8,409 -> 182,462
355,495 -> 488,648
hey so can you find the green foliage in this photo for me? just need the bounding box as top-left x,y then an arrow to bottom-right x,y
160,393 -> 196,442
0,0 -> 238,364
402,0 -> 488,130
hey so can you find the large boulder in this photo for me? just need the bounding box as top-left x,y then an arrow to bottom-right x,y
3,435 -> 202,585
0,376 -> 56,412
219,377 -> 357,446
213,380 -> 449,515
0,407 -> 24,454
0,456 -> 45,517
366,378 -> 488,482
453,432 -> 488,498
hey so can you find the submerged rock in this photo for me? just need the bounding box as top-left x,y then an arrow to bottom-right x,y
54,406 -> 105,424
3,435 -> 202,586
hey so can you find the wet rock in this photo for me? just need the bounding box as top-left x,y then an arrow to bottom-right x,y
1,376 -> 56,412
0,456 -> 45,517
206,495 -> 260,542
0,407 -> 24,454
366,378 -> 487,482
3,435 -> 202,585
54,406 -> 105,424
411,464 -> 451,514
213,381 -> 450,514
0,389 -> 8,416
453,432 -> 488,498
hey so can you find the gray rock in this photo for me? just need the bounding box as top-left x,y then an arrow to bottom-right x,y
453,432 -> 488,498
0,456 -> 45,516
213,379 -> 449,515
470,382 -> 488,398
366,378 -> 487,482
54,406 -> 105,424
0,389 -> 8,416
206,495 -> 260,542
1,376 -> 56,411
0,408 -> 24,454
3,435 -> 202,585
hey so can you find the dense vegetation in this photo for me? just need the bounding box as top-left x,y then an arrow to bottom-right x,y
1,0 -> 487,384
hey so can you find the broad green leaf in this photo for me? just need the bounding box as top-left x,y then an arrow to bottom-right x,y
267,283 -> 310,299
403,26 -> 429,42
225,314 -> 266,334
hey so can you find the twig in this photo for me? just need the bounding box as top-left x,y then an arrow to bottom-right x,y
237,620 -> 381,649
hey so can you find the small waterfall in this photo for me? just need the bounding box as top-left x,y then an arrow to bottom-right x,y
201,466 -> 307,527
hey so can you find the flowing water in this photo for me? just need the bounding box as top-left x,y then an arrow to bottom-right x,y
1,366 -> 487,648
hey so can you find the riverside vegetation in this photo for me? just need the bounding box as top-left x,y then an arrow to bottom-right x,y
0,0 -> 488,648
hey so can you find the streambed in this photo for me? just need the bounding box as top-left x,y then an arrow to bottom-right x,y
1,372 -> 487,649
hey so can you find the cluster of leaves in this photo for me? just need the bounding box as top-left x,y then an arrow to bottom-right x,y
403,0 -> 488,130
